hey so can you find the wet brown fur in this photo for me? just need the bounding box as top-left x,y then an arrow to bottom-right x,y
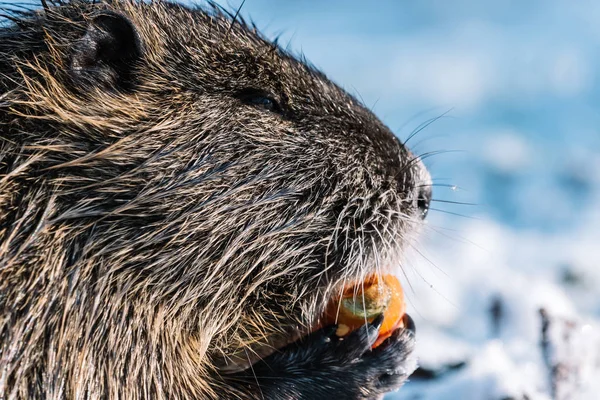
0,1 -> 429,398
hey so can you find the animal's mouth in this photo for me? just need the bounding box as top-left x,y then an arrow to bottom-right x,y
216,272 -> 415,374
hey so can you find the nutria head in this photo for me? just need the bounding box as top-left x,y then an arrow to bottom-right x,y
0,1 -> 430,397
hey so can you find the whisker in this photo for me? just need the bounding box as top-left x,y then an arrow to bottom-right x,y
417,183 -> 463,190
361,268 -> 368,328
426,225 -> 491,252
397,151 -> 463,183
417,149 -> 465,161
334,271 -> 349,325
431,177 -> 457,181
402,109 -> 454,146
431,199 -> 477,206
395,106 -> 446,134
376,221 -> 418,296
405,256 -> 459,309
429,208 -> 478,219
244,348 -> 264,400
408,242 -> 449,278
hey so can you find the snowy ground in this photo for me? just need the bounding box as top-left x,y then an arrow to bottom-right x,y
214,1 -> 600,398
392,194 -> 600,400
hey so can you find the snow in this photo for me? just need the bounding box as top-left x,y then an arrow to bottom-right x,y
391,211 -> 600,399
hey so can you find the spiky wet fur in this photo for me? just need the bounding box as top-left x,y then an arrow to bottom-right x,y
0,1 -> 429,398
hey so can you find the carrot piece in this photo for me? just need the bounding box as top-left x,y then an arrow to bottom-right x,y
325,274 -> 405,349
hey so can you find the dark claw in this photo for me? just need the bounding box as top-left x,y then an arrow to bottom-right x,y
321,324 -> 340,340
330,314 -> 383,363
403,313 -> 416,334
371,313 -> 385,330
340,313 -> 384,356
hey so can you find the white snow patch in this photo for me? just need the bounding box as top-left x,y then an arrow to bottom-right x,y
387,210 -> 600,400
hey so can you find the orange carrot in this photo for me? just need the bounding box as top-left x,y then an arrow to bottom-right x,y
325,274 -> 405,348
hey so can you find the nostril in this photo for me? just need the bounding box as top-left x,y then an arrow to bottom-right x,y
416,185 -> 432,219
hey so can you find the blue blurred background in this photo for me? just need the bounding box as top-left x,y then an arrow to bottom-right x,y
212,1 -> 600,399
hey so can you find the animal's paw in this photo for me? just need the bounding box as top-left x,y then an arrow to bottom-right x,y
235,314 -> 417,400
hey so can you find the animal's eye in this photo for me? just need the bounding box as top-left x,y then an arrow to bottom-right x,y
237,89 -> 282,114
249,96 -> 276,111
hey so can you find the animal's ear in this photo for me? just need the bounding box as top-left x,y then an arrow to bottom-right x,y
71,12 -> 142,89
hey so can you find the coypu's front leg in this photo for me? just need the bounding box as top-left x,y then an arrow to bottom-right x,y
231,315 -> 417,399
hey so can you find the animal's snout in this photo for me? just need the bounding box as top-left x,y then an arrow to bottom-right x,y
407,155 -> 432,220
416,184 -> 431,219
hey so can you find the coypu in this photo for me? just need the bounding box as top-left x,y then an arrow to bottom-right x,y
0,1 -> 431,398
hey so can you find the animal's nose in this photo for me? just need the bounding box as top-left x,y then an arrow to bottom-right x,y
416,184 -> 432,220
